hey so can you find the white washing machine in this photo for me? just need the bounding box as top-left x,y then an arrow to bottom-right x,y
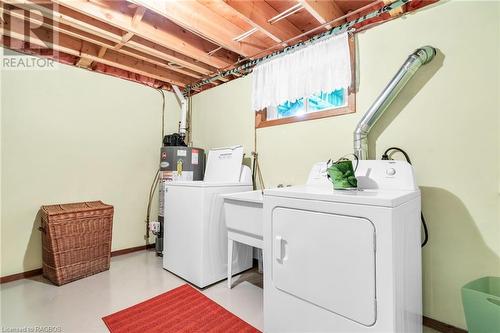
263,160 -> 422,333
163,146 -> 253,288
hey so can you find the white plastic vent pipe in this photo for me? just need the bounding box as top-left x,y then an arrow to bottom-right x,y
353,46 -> 436,159
172,85 -> 187,138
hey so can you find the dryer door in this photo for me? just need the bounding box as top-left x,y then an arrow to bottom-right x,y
271,208 -> 377,326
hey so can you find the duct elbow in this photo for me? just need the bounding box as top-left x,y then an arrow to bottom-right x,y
353,126 -> 368,144
414,46 -> 436,65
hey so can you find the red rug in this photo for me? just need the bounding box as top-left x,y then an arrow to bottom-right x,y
102,284 -> 260,333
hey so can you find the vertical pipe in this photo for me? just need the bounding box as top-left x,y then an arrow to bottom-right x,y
172,85 -> 188,138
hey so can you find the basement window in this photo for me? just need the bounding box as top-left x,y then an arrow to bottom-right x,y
255,87 -> 355,128
255,37 -> 356,128
266,89 -> 348,120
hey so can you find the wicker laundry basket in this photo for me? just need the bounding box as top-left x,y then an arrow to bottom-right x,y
40,201 -> 114,285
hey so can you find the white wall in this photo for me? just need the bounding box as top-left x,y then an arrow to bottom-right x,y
1,55 -> 180,276
192,1 -> 500,328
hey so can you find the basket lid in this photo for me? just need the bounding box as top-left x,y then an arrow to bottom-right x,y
41,201 -> 112,216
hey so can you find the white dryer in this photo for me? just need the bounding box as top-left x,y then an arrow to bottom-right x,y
163,146 -> 253,288
263,160 -> 422,333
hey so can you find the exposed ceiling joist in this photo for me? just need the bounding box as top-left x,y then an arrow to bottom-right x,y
4,3 -> 203,79
300,0 -> 345,29
129,0 -> 272,57
76,5 -> 146,68
0,0 -> 433,92
4,0 -> 216,76
97,46 -> 108,59
3,0 -> 122,40
113,5 -> 146,50
52,0 -> 235,70
75,57 -> 93,68
222,0 -> 303,43
131,6 -> 147,28
383,0 -> 404,16
3,14 -> 192,87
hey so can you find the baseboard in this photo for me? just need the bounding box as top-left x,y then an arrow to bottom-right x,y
423,316 -> 467,333
0,268 -> 44,284
0,243 -> 155,284
111,243 -> 154,257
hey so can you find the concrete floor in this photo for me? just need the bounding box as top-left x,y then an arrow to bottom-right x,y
1,250 -> 440,333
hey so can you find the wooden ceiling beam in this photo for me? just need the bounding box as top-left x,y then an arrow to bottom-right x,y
75,57 -> 94,68
52,0 -> 234,71
113,5 -> 146,50
97,45 -> 108,58
222,0 -> 303,43
131,6 -> 147,28
76,5 -> 146,68
299,0 -> 345,29
4,3 -> 202,79
129,0 -> 272,57
140,13 -> 240,67
3,14 -> 193,87
6,0 -> 124,41
383,0 -> 404,17
32,0 -> 219,75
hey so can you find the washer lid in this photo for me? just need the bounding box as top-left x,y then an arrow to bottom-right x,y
264,184 -> 419,207
204,146 -> 244,182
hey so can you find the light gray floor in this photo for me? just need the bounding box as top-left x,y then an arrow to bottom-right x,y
1,250 -> 440,333
0,250 -> 263,332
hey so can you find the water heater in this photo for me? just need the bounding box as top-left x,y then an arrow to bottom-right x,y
155,146 -> 205,256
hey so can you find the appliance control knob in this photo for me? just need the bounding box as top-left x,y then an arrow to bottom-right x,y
386,168 -> 396,176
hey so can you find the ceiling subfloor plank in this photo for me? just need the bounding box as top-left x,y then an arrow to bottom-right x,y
299,0 -> 345,29
222,0 -> 303,43
129,0 -> 272,57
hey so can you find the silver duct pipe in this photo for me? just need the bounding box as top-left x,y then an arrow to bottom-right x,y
353,46 -> 436,159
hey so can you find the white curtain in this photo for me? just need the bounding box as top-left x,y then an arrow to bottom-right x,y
251,32 -> 351,112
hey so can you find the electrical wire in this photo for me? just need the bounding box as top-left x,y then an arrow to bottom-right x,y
382,147 -> 412,164
382,147 -> 429,247
251,152 -> 265,194
256,155 -> 265,194
252,153 -> 257,191
144,169 -> 160,242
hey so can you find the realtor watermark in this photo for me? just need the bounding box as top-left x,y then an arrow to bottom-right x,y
1,326 -> 62,333
2,52 -> 56,70
1,2 -> 59,70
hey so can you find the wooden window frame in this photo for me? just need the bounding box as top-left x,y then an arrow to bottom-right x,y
255,36 -> 356,129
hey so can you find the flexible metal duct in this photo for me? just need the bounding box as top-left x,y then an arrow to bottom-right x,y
353,46 -> 436,159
